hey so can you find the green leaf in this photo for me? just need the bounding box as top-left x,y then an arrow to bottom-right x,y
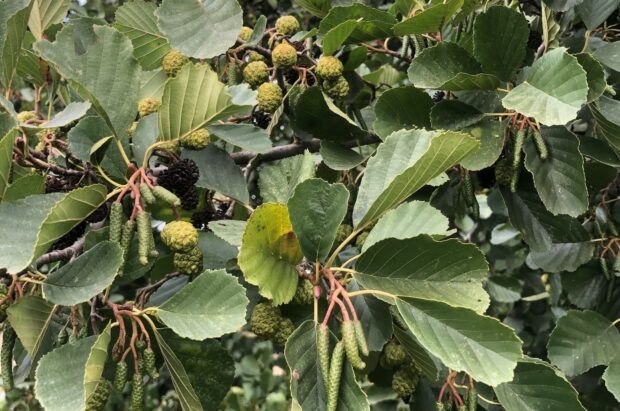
294,87 -> 367,141
393,324 -> 439,382
183,146 -> 249,204
373,87 -> 432,139
67,116 -> 127,180
28,0 -> 70,40
42,241 -> 123,305
348,281 -> 393,352
83,324 -> 112,405
472,6 -> 529,81
35,102 -> 91,129
319,140 -> 371,171
527,242 -> 594,273
158,63 -> 235,141
603,361 -> 620,402
460,119 -> 505,170
0,128 -> 16,201
575,53 -> 606,102
0,0 -> 33,90
3,173 -> 45,201
153,329 -> 203,411
593,41 -> 620,72
356,236 -> 490,312
322,19 -> 357,56
430,99 -> 485,130
6,295 -> 56,355
502,48 -> 588,126
238,203 -> 302,305
114,0 -> 171,70
393,0 -> 463,35
207,220 -> 246,247
318,4 -> 396,43
362,201 -> 451,251
258,151 -> 315,204
562,261 -> 606,309
156,0 -> 242,59
157,269 -> 248,340
0,185 -> 107,273
35,336 -> 97,411
576,0 -> 620,29
396,297 -> 522,386
547,310 -> 620,376
284,321 -> 370,411
408,42 -> 500,91
139,68 -> 167,100
500,182 -> 590,252
542,0 -> 583,11
160,330 -> 235,410
293,0 -> 331,18
590,96 -> 620,157
523,126 -> 588,217
288,178 -> 349,262
353,129 -> 478,228
207,123 -> 272,154
131,113 -> 158,165
494,359 -> 586,411
35,25 -> 141,140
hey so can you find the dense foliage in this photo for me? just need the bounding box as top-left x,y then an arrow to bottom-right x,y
0,0 -> 620,410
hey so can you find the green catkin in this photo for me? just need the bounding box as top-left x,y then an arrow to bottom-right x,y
601,256 -> 611,280
114,361 -> 128,391
144,348 -> 159,379
463,172 -> 475,208
139,183 -> 156,205
532,130 -> 548,160
609,222 -> 619,237
317,324 -> 330,387
468,387 -> 478,411
136,211 -> 151,266
131,372 -> 144,411
326,341 -> 344,411
341,321 -> 365,369
353,320 -> 369,357
151,185 -> 181,207
109,202 -> 124,243
1,323 -> 16,391
510,129 -> 526,192
436,402 -> 445,411
613,255 -> 620,277
118,219 -> 136,276
56,327 -> 68,346
147,218 -> 159,259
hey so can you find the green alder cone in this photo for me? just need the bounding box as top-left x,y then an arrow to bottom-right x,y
243,61 -> 270,88
275,15 -> 300,36
292,279 -> 314,305
151,185 -> 181,207
316,56 -> 344,80
85,379 -> 112,411
131,373 -> 144,411
326,340 -> 344,411
161,220 -> 199,252
341,321 -> 365,369
334,224 -> 353,245
381,340 -> 407,368
391,364 -> 419,398
353,320 -> 369,357
271,43 -> 297,68
494,158 -> 513,187
114,361 -> 128,391
173,247 -> 203,276
1,323 -> 16,391
144,348 -> 159,380
109,202 -> 124,243
322,76 -> 349,99
317,324 -> 331,387
136,211 -> 151,266
257,83 -> 283,113
355,232 -> 369,249
139,183 -> 156,205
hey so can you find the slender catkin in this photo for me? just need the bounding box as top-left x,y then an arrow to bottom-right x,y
151,185 -> 181,207
532,130 -> 548,160
144,348 -> 159,379
136,211 -> 151,265
463,172 -> 475,208
139,183 -> 156,205
326,341 -> 344,411
353,320 -> 369,357
601,257 -> 610,280
109,202 -> 124,243
118,219 -> 136,276
317,324 -> 330,387
468,387 -> 478,411
1,323 -> 16,391
341,321 -> 365,369
510,129 -> 526,192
